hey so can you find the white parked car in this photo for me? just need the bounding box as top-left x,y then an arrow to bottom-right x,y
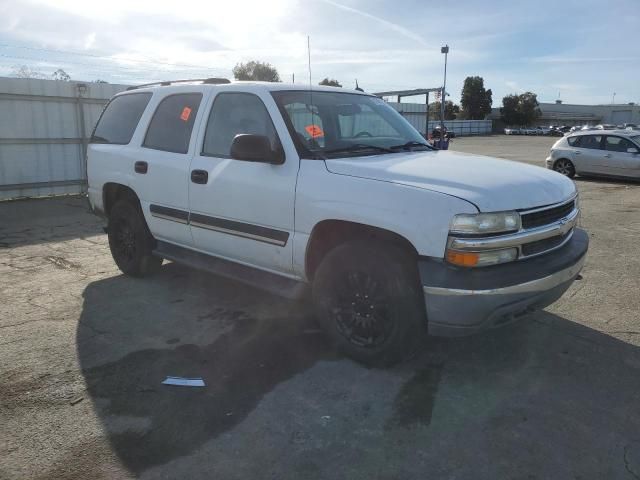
504,127 -> 520,135
546,130 -> 640,178
87,79 -> 588,365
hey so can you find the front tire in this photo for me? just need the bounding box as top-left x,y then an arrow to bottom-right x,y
108,200 -> 162,277
312,240 -> 426,367
553,158 -> 576,178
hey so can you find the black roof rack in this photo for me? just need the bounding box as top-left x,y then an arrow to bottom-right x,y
126,77 -> 230,91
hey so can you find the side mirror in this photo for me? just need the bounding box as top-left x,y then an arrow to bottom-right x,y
230,134 -> 284,164
627,147 -> 639,154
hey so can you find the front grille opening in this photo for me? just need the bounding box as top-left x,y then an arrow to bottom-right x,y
521,200 -> 575,229
521,231 -> 571,256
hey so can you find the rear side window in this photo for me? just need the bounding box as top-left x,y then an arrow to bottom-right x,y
604,136 -> 635,152
143,93 -> 202,154
566,136 -> 580,147
202,92 -> 280,158
91,93 -> 151,145
577,135 -> 602,150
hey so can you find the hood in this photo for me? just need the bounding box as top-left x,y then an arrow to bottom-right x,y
324,150 -> 576,212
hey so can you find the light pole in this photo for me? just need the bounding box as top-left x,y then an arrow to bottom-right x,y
440,45 -> 449,132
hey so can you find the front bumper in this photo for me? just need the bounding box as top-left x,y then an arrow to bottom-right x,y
420,228 -> 588,336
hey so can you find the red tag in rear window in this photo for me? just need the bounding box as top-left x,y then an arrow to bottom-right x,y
305,124 -> 324,138
180,107 -> 192,122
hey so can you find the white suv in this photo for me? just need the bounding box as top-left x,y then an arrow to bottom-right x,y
88,79 -> 588,365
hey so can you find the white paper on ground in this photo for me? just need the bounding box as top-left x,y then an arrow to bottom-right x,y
162,376 -> 206,387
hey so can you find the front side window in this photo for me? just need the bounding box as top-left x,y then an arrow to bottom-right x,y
91,93 -> 151,145
143,93 -> 202,154
202,92 -> 280,158
272,91 -> 430,159
604,136 -> 635,152
578,135 -> 603,150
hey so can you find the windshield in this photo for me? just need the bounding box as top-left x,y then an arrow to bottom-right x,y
629,135 -> 640,144
271,90 -> 431,158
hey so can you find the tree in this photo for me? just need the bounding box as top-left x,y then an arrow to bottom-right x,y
460,76 -> 492,120
11,65 -> 47,79
500,92 -> 541,126
51,69 -> 71,81
429,100 -> 459,120
232,60 -> 281,82
319,78 -> 342,87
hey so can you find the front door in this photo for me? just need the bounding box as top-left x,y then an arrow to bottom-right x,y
188,91 -> 298,275
603,135 -> 640,177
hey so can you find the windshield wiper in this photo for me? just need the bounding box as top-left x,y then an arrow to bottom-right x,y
389,141 -> 433,151
323,144 -> 395,155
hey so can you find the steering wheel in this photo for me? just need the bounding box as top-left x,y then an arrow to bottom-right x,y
354,131 -> 372,138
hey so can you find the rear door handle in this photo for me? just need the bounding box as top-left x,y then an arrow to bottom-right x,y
191,169 -> 208,184
604,154 -> 611,158
134,161 -> 148,174
574,151 -> 581,155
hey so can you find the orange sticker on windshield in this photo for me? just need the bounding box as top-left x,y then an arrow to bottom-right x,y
305,124 -> 324,138
180,107 -> 192,122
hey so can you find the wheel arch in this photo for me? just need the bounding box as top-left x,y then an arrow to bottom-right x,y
305,219 -> 419,281
103,182 -> 140,217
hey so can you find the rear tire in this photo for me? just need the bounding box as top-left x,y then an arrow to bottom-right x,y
312,240 -> 426,367
553,158 -> 576,178
108,199 -> 162,277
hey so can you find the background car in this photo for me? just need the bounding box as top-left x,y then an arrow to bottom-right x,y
504,127 -> 521,135
546,130 -> 640,178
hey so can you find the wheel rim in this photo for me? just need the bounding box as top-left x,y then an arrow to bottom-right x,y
554,160 -> 572,176
113,218 -> 136,263
331,271 -> 395,348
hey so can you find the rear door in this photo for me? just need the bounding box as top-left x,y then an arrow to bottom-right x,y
570,134 -> 604,174
188,90 -> 299,274
131,91 -> 207,247
603,135 -> 640,177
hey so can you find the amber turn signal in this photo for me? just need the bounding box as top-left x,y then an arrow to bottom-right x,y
446,250 -> 479,267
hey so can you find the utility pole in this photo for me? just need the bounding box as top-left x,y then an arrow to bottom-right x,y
440,45 -> 449,131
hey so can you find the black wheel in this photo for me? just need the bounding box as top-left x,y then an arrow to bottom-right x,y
108,199 -> 162,277
312,240 -> 426,367
553,158 -> 576,178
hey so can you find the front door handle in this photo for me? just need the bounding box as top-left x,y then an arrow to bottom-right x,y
134,161 -> 148,174
604,153 -> 611,158
574,151 -> 581,155
191,169 -> 208,184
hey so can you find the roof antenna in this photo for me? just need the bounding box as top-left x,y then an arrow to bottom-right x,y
355,79 -> 363,92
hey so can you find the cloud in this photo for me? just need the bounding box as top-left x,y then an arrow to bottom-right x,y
317,0 -> 428,47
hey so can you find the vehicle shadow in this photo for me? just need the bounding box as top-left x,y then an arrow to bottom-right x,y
0,195 -> 103,248
69,262 -> 640,479
575,174 -> 640,186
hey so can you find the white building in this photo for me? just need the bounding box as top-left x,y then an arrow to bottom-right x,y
489,101 -> 640,127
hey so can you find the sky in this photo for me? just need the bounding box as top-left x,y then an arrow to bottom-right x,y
0,0 -> 638,105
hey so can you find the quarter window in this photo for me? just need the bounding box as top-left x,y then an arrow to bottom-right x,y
202,93 -> 280,158
143,93 -> 202,154
91,93 -> 151,145
604,136 -> 635,152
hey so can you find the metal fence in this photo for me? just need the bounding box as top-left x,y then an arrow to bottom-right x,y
387,102 -> 492,137
0,77 -> 128,200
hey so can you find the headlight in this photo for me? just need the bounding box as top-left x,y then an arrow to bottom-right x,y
450,211 -> 521,235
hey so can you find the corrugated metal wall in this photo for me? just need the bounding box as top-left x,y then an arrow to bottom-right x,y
0,77 -> 127,200
387,102 -> 492,136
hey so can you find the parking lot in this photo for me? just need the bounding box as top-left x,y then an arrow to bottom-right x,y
2,135 -> 640,480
